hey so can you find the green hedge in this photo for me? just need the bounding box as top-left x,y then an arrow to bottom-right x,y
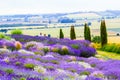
101,44 -> 120,54
0,33 -> 11,40
11,29 -> 22,35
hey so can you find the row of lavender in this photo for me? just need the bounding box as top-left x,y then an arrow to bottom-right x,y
0,35 -> 119,80
9,35 -> 96,58
0,45 -> 120,80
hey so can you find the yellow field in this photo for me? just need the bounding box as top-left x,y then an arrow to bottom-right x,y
108,36 -> 120,43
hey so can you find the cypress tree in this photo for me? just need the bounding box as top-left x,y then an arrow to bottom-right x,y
84,23 -> 91,41
100,20 -> 108,47
70,25 -> 76,40
87,26 -> 91,41
59,28 -> 64,39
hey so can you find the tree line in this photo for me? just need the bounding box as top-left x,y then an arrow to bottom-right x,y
59,20 -> 107,47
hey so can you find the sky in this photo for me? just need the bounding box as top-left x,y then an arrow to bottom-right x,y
0,0 -> 120,15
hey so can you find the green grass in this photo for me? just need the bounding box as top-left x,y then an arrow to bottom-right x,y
11,29 -> 22,35
96,50 -> 120,60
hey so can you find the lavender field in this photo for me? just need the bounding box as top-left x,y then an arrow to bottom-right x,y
0,35 -> 119,80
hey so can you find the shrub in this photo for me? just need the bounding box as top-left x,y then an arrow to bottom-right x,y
0,33 -> 11,40
11,35 -> 97,58
15,61 -> 21,65
91,64 -> 96,67
20,78 -> 26,80
43,47 -> 49,53
5,69 -> 14,74
61,46 -> 69,55
24,63 -> 35,69
0,33 -> 5,39
34,50 -> 44,56
67,68 -> 76,73
50,60 -> 59,64
15,41 -> 22,50
80,47 -> 96,58
11,29 -> 22,35
92,36 -> 101,43
51,48 -> 60,53
71,44 -> 79,49
80,71 -> 91,75
101,44 -> 120,54
4,36 -> 11,40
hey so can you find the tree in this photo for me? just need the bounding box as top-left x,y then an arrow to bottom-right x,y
84,23 -> 91,41
100,20 -> 108,47
59,29 -> 64,39
87,26 -> 91,41
70,25 -> 76,40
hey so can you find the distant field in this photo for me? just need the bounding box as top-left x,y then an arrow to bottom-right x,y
7,26 -> 120,44
7,20 -> 120,36
6,18 -> 120,43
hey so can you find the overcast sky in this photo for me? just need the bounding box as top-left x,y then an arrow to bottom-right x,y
0,0 -> 120,15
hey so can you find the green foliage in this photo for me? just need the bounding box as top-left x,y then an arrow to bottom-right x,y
15,61 -> 21,65
24,63 -> 35,69
71,44 -> 79,49
34,51 -> 44,56
20,78 -> 26,80
36,58 -> 41,61
67,68 -> 76,73
70,25 -> 76,40
100,20 -> 108,47
44,77 -> 54,80
80,71 -> 91,75
26,44 -> 35,50
4,36 -> 11,40
5,69 -> 14,74
91,64 -> 96,67
87,26 -> 91,41
44,78 -> 49,80
0,33 -> 5,38
84,23 -> 91,41
50,60 -> 59,64
61,47 -> 69,55
101,44 -> 120,54
81,52 -> 95,58
11,29 -> 22,35
92,36 -> 101,43
51,48 -> 60,53
59,28 -> 64,39
0,33 -> 11,40
43,47 -> 49,53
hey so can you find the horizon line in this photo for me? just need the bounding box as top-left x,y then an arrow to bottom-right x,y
0,9 -> 120,16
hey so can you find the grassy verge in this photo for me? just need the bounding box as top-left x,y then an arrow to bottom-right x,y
96,50 -> 120,60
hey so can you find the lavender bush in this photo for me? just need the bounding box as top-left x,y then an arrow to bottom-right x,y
10,35 -> 96,57
0,35 -> 118,80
